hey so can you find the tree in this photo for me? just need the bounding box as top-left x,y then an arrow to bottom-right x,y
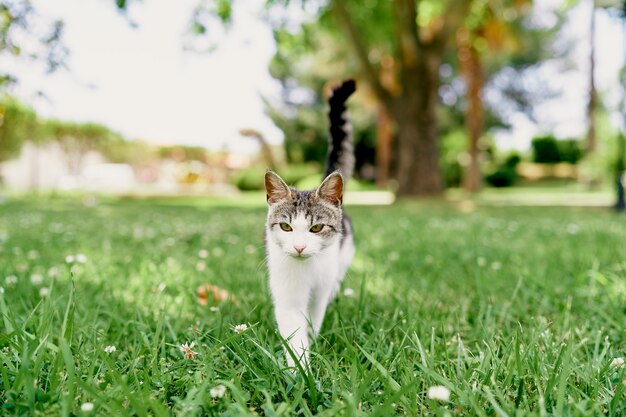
455,0 -> 557,192
329,0 -> 472,195
0,0 -> 67,89
43,121 -> 116,175
0,96 -> 38,163
180,0 -> 472,195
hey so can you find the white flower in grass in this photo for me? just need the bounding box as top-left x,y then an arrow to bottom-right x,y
427,385 -> 450,402
0,287 -> 4,294
65,255 -> 75,264
30,274 -> 43,285
48,267 -> 59,277
233,324 -> 248,334
566,223 -> 580,235
210,384 -> 227,398
81,402 -> 94,412
39,287 -> 50,297
477,257 -> 486,267
104,345 -> 117,354
5,275 -> 17,286
610,357 -> 625,368
76,254 -> 88,264
196,261 -> 206,272
198,249 -> 209,259
342,287 -> 355,297
179,342 -> 198,359
210,306 -> 219,312
491,262 -> 502,270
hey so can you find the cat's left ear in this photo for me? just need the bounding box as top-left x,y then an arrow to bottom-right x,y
265,171 -> 291,204
317,172 -> 343,206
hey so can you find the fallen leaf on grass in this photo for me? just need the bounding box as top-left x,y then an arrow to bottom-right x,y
197,284 -> 236,305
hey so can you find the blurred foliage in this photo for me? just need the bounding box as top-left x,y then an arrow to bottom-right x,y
531,135 -> 583,164
158,145 -> 208,162
0,95 -> 153,171
231,164 -> 316,191
0,0 -> 68,88
0,96 -> 39,162
485,152 -> 522,187
579,110 -> 623,184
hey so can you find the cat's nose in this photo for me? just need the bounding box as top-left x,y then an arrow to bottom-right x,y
294,245 -> 305,254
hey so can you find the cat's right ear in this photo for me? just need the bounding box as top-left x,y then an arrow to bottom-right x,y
265,171 -> 291,204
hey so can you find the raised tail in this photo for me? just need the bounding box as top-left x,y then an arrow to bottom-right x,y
325,79 -> 356,180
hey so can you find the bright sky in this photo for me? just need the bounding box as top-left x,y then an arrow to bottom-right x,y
10,0 -> 283,153
7,0 -> 626,152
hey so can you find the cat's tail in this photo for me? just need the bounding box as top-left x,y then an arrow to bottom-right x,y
324,79 -> 356,180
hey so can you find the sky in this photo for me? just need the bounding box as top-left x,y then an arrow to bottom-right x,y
6,0 -> 626,152
10,0 -> 283,153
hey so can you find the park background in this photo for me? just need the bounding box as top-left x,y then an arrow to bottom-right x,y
1,0 -> 626,416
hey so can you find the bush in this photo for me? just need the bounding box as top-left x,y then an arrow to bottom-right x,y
531,136 -> 561,163
231,164 -> 318,191
531,135 -> 583,164
557,139 -> 583,164
232,167 -> 266,191
485,167 -> 517,187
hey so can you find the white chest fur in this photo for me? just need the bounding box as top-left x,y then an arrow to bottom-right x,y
266,231 -> 353,368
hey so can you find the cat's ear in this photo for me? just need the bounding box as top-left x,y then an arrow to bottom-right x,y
317,171 -> 343,206
265,171 -> 291,204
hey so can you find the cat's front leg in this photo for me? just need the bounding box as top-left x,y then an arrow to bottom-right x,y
270,277 -> 311,369
274,303 -> 310,368
309,283 -> 337,337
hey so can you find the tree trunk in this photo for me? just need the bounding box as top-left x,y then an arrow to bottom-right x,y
458,28 -> 484,192
375,105 -> 393,187
390,50 -> 443,196
586,0 -> 597,154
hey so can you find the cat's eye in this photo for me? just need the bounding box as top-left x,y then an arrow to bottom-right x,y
279,223 -> 292,232
309,224 -> 324,233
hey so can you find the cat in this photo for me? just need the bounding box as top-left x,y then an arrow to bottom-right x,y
264,79 -> 356,369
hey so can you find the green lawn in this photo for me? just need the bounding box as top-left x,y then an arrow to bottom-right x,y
0,197 -> 625,416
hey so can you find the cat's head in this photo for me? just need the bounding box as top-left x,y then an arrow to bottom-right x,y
265,170 -> 344,258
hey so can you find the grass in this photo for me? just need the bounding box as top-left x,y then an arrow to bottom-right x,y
0,196 -> 625,416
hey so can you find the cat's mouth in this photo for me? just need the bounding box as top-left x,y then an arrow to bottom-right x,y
289,252 -> 311,259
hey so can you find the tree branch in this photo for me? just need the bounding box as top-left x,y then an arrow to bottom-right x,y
330,0 -> 391,102
436,0 -> 473,50
393,0 -> 421,68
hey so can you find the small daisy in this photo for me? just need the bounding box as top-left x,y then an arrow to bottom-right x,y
39,287 -> 50,297
342,287 -> 355,297
179,342 -> 198,359
210,306 -> 219,312
427,385 -> 450,402
48,267 -> 60,277
104,345 -> 116,354
233,324 -> 248,334
196,261 -> 206,272
610,357 -> 625,368
0,287 -> 4,294
30,274 -> 43,285
5,275 -> 17,286
198,249 -> 209,259
65,255 -> 75,264
76,254 -> 88,264
80,402 -> 94,412
209,384 -> 227,398
491,262 -> 502,270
